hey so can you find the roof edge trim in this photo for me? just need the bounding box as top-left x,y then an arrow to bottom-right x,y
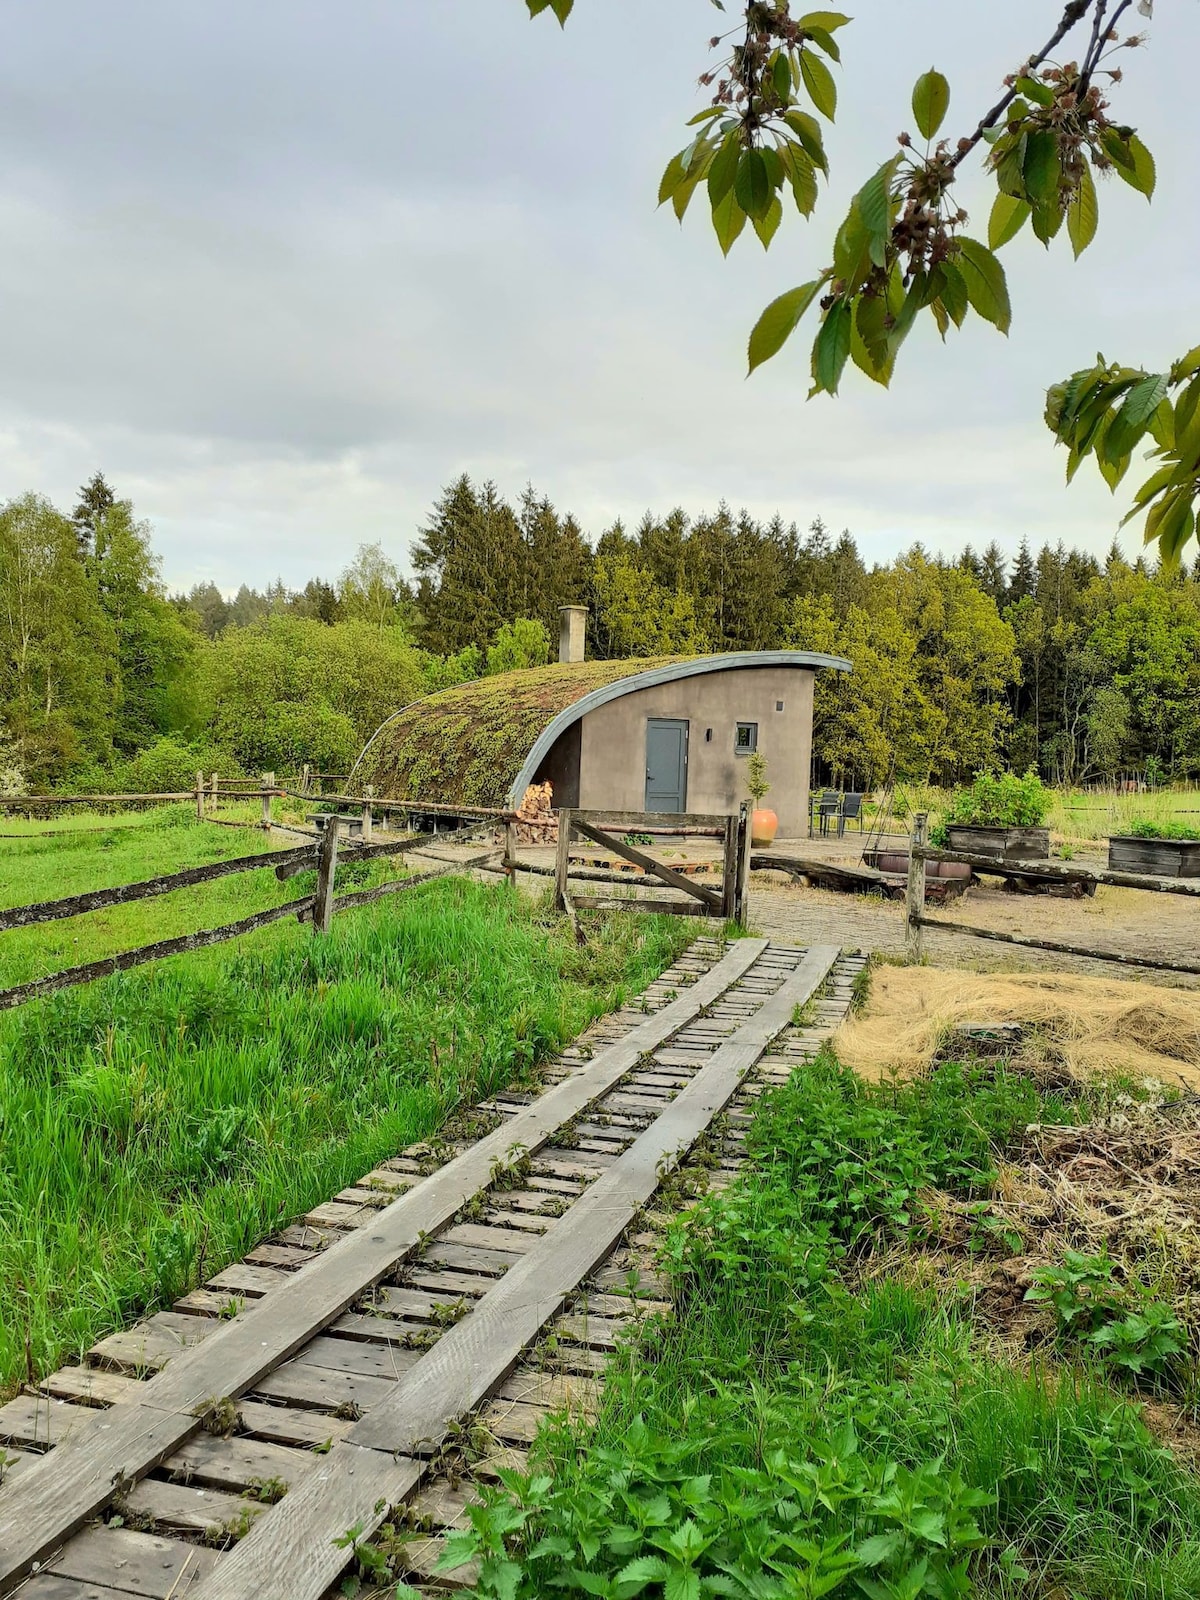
506,650 -> 851,808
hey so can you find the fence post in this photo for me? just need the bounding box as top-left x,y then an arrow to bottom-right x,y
555,808 -> 574,913
261,773 -> 274,830
721,813 -> 739,921
209,772 -> 219,815
906,811 -> 927,962
505,818 -> 519,888
313,819 -> 339,935
301,763 -> 311,797
734,802 -> 752,929
195,771 -> 205,823
361,786 -> 374,845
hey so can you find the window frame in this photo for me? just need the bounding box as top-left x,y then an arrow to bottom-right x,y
734,720 -> 758,756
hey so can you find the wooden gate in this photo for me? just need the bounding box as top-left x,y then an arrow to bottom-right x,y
553,807 -> 751,927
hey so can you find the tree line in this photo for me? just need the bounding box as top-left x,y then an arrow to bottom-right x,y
2,472 -> 1198,794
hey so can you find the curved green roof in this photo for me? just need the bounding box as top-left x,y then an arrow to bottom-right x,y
355,651 -> 852,809
355,657 -> 687,808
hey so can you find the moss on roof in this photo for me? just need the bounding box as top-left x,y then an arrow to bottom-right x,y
357,657 -> 689,808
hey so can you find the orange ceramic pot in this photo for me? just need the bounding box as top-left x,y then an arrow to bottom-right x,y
751,807 -> 778,847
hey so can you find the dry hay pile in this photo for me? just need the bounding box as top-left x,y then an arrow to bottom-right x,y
909,1099 -> 1200,1360
836,965 -> 1200,1090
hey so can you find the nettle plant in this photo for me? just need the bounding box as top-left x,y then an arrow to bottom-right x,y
525,1 -> 1200,562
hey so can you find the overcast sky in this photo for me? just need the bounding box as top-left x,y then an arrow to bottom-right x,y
0,1 -> 1195,593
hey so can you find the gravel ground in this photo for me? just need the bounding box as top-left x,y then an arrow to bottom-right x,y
748,872 -> 1200,989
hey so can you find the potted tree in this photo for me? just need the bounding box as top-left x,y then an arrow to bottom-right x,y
746,752 -> 777,846
940,771 -> 1051,861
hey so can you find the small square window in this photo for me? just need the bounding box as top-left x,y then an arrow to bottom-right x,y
734,721 -> 758,754
776,700 -> 785,712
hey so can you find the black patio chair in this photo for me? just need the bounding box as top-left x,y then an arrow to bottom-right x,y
838,793 -> 865,836
818,791 -> 840,837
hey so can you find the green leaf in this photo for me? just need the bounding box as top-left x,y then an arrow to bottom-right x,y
672,157 -> 709,221
831,200 -> 872,290
857,157 -> 898,251
1125,134 -> 1156,198
1023,129 -> 1060,207
851,291 -> 893,385
658,151 -> 687,206
1170,345 -> 1200,384
811,299 -> 853,394
685,107 -> 724,126
734,149 -> 771,220
988,193 -> 1029,250
937,259 -> 969,326
797,11 -> 852,30
994,134 -> 1028,199
783,109 -> 828,172
1067,160 -> 1098,257
800,50 -> 837,120
711,188 -> 747,255
803,25 -> 841,63
1149,487 -> 1196,561
526,0 -> 573,20
752,193 -> 783,248
1030,201 -> 1064,246
955,237 -> 1011,334
1015,74 -> 1055,107
855,1531 -> 904,1567
772,52 -> 792,102
616,1555 -> 671,1587
780,142 -> 819,216
748,278 -> 826,373
707,132 -> 741,208
911,69 -> 950,141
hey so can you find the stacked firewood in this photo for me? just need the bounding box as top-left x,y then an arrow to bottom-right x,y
511,782 -> 558,844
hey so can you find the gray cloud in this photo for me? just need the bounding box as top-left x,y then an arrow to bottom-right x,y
0,1 -> 1195,590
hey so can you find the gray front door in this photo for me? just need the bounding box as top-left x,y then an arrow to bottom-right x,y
645,719 -> 688,813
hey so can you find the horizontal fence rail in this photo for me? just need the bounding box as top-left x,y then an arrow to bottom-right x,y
0,818 -> 494,1011
903,811 -> 1200,976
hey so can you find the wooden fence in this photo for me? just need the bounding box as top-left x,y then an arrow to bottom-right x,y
903,810 -> 1200,977
0,820 -> 495,1011
550,807 -> 751,925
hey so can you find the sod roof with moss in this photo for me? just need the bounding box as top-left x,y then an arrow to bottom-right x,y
357,657 -> 690,808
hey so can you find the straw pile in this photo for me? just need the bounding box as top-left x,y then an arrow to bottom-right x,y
836,965 -> 1200,1089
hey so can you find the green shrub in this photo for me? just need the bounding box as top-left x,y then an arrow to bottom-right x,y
943,770 -> 1051,829
1129,819 -> 1200,842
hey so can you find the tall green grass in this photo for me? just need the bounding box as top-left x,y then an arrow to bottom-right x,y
0,878 -> 689,1393
449,1058 -> 1200,1599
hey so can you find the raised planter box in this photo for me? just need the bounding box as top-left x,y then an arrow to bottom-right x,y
1108,835 -> 1200,878
945,824 -> 1050,862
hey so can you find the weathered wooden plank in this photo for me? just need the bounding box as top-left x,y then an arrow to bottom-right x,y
347,946 -> 837,1468
328,1312 -> 431,1346
0,900 -> 314,1013
233,1401 -> 352,1451
481,1209 -> 551,1234
553,1314 -> 629,1349
0,943 -> 765,1590
250,1362 -> 396,1414
188,1445 -> 420,1600
43,1368 -> 143,1408
437,1223 -> 541,1255
163,1432 -> 313,1495
571,820 -> 722,909
0,1394 -> 93,1451
569,896 -> 709,917
916,913 -> 1200,976
203,1263 -> 290,1299
368,1286 -> 473,1320
12,1576 -> 133,1599
399,1266 -> 495,1299
287,1335 -> 419,1382
496,1370 -> 599,1410
120,1477 -> 263,1540
420,1241 -> 516,1275
47,1525 -> 219,1598
90,1313 -> 215,1375
242,1243 -> 312,1270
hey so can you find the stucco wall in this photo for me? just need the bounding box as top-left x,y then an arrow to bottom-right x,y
572,666 -> 815,837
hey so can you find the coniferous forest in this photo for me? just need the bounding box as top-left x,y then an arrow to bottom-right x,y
2,471 -> 1198,794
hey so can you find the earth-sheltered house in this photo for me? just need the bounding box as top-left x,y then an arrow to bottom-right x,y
356,609 -> 850,839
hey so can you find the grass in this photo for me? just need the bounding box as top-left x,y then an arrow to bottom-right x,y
884,783 -> 1200,849
443,1056 -> 1200,1599
0,803 -> 458,987
0,874 -> 691,1394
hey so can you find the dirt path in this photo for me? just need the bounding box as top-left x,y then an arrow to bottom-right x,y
749,873 -> 1200,989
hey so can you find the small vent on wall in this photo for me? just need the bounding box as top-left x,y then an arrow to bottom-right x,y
776,700 -> 785,711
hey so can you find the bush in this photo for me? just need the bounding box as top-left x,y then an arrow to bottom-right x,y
1129,820 -> 1200,842
123,737 -> 245,793
943,770 -> 1051,829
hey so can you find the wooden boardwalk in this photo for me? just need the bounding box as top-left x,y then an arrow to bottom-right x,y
0,935 -> 862,1600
